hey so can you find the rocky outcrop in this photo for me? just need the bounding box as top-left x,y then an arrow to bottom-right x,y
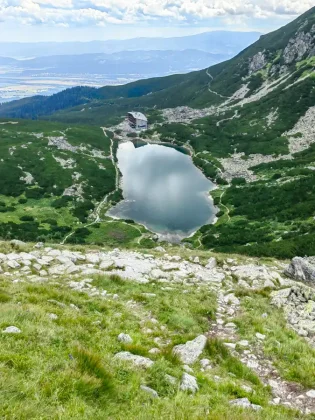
180,373 -> 199,393
284,257 -> 315,285
173,335 -> 207,365
271,285 -> 315,343
114,352 -> 154,369
249,52 -> 266,74
283,31 -> 315,64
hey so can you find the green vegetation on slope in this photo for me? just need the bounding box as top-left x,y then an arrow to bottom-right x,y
0,257 -> 308,419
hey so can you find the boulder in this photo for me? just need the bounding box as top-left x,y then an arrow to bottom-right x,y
205,257 -> 216,270
3,326 -> 21,333
10,239 -> 26,248
140,385 -> 158,398
180,373 -> 199,393
114,351 -> 154,369
173,335 -> 207,365
117,333 -> 133,343
285,257 -> 315,285
229,397 -> 262,411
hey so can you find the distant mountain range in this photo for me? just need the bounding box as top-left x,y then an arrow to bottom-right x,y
0,50 -> 229,78
0,31 -> 261,58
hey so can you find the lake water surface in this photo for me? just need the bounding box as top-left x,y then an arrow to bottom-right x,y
108,142 -> 216,239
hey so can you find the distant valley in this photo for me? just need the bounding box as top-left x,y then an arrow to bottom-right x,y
0,31 -> 260,102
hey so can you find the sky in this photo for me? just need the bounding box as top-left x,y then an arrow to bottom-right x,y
0,0 -> 314,42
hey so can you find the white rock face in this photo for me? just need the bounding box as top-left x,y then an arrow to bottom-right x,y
283,31 -> 314,64
3,326 -> 21,333
249,52 -> 266,74
284,107 -> 315,154
285,256 -> 315,285
173,335 -> 207,365
180,373 -> 199,393
114,352 -> 154,369
117,333 -> 133,344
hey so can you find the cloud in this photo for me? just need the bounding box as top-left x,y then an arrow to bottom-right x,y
0,0 -> 313,27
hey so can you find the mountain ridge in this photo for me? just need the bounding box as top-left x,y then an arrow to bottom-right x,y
0,7 -> 315,259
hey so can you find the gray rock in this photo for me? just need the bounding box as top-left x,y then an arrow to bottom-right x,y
34,242 -> 44,248
229,397 -> 262,411
155,246 -> 166,253
10,239 -> 26,248
224,342 -> 236,349
114,351 -> 153,369
249,52 -> 266,74
148,348 -> 161,354
271,288 -> 292,308
263,279 -> 275,288
200,358 -> 211,369
223,293 -> 240,305
205,257 -> 216,270
285,257 -> 315,285
48,313 -> 58,320
306,390 -> 315,398
180,373 -> 199,393
241,385 -> 253,393
173,335 -> 207,365
165,374 -> 177,385
3,326 -> 21,333
256,333 -> 266,340
140,385 -> 159,398
117,333 -> 133,344
237,340 -> 249,347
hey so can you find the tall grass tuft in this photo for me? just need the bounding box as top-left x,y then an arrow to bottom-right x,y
73,346 -> 114,397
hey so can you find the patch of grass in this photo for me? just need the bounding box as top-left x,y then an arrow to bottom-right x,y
73,346 -> 114,396
206,338 -> 260,385
235,294 -> 315,388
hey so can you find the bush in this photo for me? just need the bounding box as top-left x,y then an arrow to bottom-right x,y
20,215 -> 35,222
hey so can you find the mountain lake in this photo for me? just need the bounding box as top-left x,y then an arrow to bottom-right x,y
108,141 -> 216,240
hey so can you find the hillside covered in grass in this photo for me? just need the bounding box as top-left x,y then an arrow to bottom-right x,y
1,240 -> 315,418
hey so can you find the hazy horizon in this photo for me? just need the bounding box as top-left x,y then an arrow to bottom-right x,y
0,2 -> 313,43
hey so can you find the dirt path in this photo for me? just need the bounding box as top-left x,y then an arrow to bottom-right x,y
219,189 -> 230,222
60,131 -> 120,245
206,69 -> 230,100
216,110 -> 239,127
209,290 -> 315,414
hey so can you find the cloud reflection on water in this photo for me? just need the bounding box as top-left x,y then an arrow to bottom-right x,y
108,142 -> 216,237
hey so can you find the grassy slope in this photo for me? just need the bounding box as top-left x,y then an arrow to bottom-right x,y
0,242 -> 313,419
0,120 -> 158,249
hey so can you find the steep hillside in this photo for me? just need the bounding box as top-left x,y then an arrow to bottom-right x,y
1,240 -> 315,418
0,120 -> 160,248
0,7 -> 314,123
